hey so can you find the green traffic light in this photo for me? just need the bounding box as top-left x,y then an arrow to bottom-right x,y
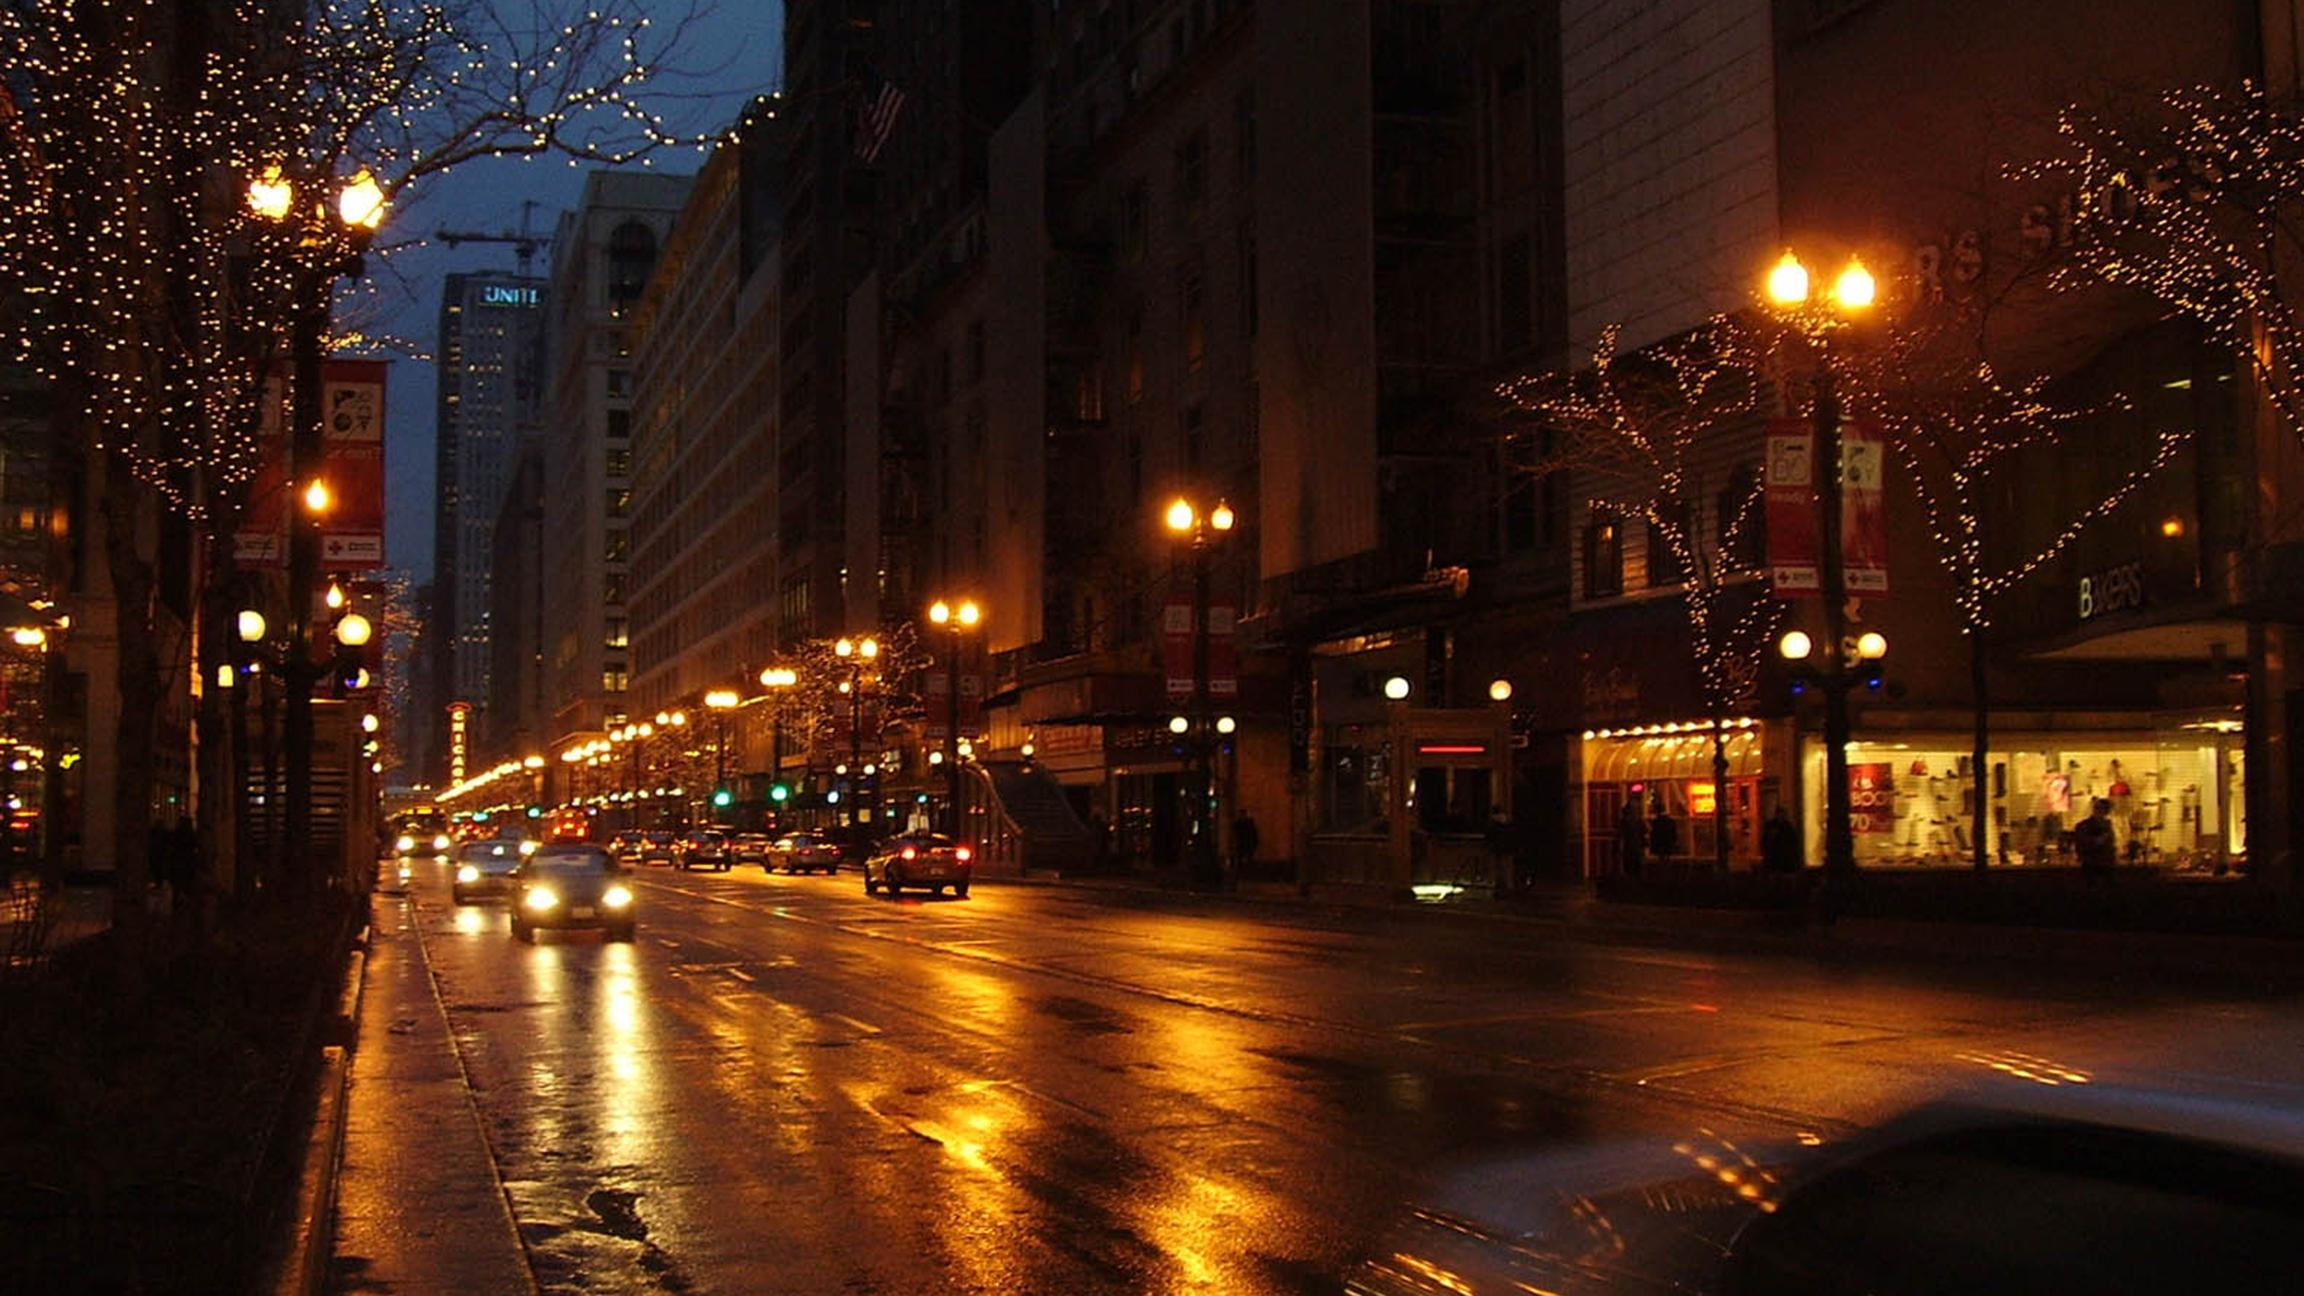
526,806 -> 543,818
712,788 -> 733,807
769,783 -> 790,803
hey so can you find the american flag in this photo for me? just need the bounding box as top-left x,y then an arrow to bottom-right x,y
854,79 -> 906,165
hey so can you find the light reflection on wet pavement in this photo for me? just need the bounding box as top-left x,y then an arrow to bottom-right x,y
333,860 -> 2304,1294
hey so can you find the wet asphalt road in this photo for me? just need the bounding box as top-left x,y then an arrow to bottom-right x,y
335,857 -> 2304,1294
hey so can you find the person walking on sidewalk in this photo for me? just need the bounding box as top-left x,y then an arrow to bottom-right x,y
1615,797 -> 1647,878
1762,804 -> 1801,874
1648,797 -> 1680,867
1230,810 -> 1259,883
2075,796 -> 2117,882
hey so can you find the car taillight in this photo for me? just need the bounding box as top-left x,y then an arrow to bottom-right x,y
901,846 -> 918,860
955,846 -> 972,862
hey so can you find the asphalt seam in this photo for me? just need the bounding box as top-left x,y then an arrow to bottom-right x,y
404,892 -> 547,1296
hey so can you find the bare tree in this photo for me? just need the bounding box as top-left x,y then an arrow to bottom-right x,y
1500,318 -> 1782,873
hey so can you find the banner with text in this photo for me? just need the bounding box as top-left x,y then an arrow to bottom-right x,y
1163,600 -> 1239,700
1840,418 -> 1888,595
231,360 -> 389,570
1765,421 -> 1818,596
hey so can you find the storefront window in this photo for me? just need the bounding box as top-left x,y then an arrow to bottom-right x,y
1577,723 -> 1769,876
1322,734 -> 1388,834
1817,715 -> 2245,873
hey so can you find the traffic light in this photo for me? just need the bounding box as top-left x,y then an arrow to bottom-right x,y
527,806 -> 543,819
712,788 -> 733,808
769,782 -> 790,804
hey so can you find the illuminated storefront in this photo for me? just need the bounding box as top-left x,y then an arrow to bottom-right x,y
1807,711 -> 2245,872
1574,718 -> 1786,877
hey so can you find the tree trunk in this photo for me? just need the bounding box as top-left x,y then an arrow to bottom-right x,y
1712,709 -> 1732,874
1971,621 -> 1990,872
100,449 -> 160,987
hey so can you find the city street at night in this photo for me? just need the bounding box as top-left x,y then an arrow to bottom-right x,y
333,863 -> 2304,1294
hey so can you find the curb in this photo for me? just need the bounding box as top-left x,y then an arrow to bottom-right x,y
268,923 -> 369,1296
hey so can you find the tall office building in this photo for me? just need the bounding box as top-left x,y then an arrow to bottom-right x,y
540,171 -> 693,758
429,271 -> 546,763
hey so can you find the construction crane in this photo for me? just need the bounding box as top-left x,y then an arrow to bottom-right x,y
436,199 -> 551,277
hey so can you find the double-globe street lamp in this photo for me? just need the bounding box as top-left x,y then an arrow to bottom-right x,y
246,164 -> 385,883
1763,250 -> 1876,876
833,637 -> 880,840
705,689 -> 742,824
924,604 -> 982,837
758,666 -> 799,816
236,603 -> 370,890
1163,496 -> 1235,887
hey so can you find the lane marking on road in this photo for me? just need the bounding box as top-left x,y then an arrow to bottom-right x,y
827,1013 -> 881,1036
726,967 -> 757,983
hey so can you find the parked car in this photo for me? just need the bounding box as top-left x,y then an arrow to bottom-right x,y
730,832 -> 774,866
677,830 -> 732,871
510,845 -> 636,943
451,837 -> 535,904
605,831 -> 643,863
863,832 -> 973,897
636,831 -> 679,867
770,831 -> 842,874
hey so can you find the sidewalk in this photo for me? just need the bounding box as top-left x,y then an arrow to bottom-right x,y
328,891 -> 534,1294
985,868 -> 2304,981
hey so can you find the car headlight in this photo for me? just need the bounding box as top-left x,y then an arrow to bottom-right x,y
433,835 -> 452,852
456,864 -> 480,883
602,885 -> 633,909
519,839 -> 539,855
524,887 -> 558,911
395,835 -> 415,852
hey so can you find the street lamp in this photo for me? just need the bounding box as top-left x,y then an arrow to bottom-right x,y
926,602 -> 982,837
705,689 -> 741,824
833,636 -> 882,838
759,666 -> 798,815
1764,250 -> 1875,878
1163,495 -> 1236,888
247,161 -> 387,891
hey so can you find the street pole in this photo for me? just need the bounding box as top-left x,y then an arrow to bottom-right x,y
1815,351 -> 1855,878
1190,540 -> 1216,889
715,713 -> 728,827
944,645 -> 960,837
283,273 -> 323,894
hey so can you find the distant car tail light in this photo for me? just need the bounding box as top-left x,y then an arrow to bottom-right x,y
524,887 -> 559,911
901,846 -> 918,860
955,846 -> 973,862
456,864 -> 480,883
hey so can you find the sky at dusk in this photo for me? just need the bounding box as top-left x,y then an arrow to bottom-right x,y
377,2 -> 784,578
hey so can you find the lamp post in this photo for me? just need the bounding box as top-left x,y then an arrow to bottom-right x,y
1763,251 -> 1875,877
758,666 -> 797,819
705,689 -> 741,825
1163,496 -> 1235,888
247,165 -> 384,890
833,637 -> 880,839
923,605 -> 980,837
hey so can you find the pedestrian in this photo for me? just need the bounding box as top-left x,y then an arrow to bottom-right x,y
1483,809 -> 1519,894
1230,810 -> 1259,879
1648,796 -> 1680,863
1762,804 -> 1801,874
2074,796 -> 2117,881
1615,795 -> 1647,878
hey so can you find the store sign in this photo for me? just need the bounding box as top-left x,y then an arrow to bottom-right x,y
1849,762 -> 1895,834
480,285 -> 538,307
1687,781 -> 1717,816
447,702 -> 470,785
2078,560 -> 2146,621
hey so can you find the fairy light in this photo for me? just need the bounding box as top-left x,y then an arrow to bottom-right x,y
2014,79 -> 2304,441
1499,317 -> 1785,736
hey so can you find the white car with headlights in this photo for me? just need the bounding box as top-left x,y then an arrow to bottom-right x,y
451,837 -> 537,904
510,846 -> 637,943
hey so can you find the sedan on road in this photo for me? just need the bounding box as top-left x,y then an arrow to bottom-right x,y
451,837 -> 534,904
863,832 -> 973,897
730,832 -> 774,867
769,831 -> 842,874
510,846 -> 637,943
636,831 -> 678,867
677,830 -> 732,872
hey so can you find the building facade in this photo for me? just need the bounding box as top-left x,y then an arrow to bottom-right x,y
428,271 -> 546,765
540,171 -> 693,759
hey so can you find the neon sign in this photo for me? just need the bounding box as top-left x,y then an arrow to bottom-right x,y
479,285 -> 538,307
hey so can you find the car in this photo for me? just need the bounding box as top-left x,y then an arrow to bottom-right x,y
606,831 -> 648,863
730,832 -> 774,866
509,845 -> 637,943
677,830 -> 732,871
450,837 -> 535,903
390,812 -> 452,859
636,831 -> 678,866
769,831 -> 842,874
863,832 -> 973,897
1346,1083 -> 2304,1296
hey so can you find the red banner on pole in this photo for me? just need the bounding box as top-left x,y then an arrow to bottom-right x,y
234,374 -> 289,569
1163,599 -> 1194,700
320,360 -> 387,570
1841,418 -> 1888,595
1765,420 -> 1818,596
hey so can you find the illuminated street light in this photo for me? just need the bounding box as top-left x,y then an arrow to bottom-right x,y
1383,676 -> 1411,701
1488,678 -> 1514,703
1856,631 -> 1889,661
1779,630 -> 1814,661
237,609 -> 268,643
334,612 -> 372,647
302,478 -> 333,514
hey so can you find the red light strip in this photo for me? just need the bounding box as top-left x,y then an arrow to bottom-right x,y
1416,744 -> 1488,755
